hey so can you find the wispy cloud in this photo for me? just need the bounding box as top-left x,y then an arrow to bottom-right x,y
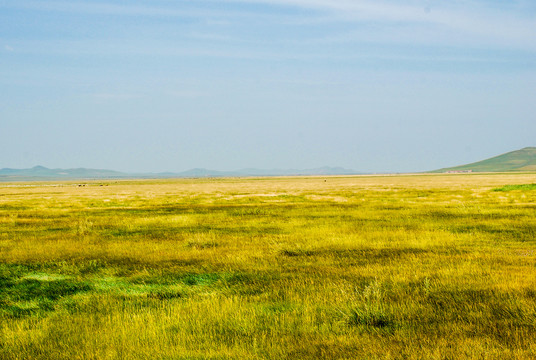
4,45 -> 14,52
7,0 -> 534,49
7,0 -> 276,21
3,0 -> 535,66
223,0 -> 536,49
12,1 -> 203,17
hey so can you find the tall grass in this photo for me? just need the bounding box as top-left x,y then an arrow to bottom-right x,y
1,174 -> 536,359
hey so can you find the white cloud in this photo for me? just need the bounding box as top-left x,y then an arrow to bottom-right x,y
4,0 -> 535,55
4,45 -> 14,52
9,0 -> 534,50
224,0 -> 536,50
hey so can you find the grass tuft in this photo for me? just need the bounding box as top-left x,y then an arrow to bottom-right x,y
348,307 -> 394,328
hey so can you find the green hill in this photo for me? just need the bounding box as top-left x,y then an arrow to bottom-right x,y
435,147 -> 536,173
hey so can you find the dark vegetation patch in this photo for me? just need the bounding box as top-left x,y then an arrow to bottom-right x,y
188,225 -> 283,236
220,272 -> 278,296
0,204 -> 31,211
186,239 -> 218,249
75,207 -> 193,218
5,279 -> 91,302
105,224 -> 283,238
74,204 -> 297,221
160,354 -> 230,360
346,219 -> 423,232
299,213 -> 356,222
227,207 -> 268,217
128,272 -> 222,287
523,288 -> 536,299
503,204 -> 536,211
182,273 -> 221,286
285,342 -> 362,360
261,301 -> 295,315
280,247 -> 431,259
222,272 -> 256,285
425,288 -> 530,322
448,223 -> 536,241
424,210 -> 505,220
106,227 -> 182,239
26,257 -> 204,271
0,272 -> 92,318
78,260 -> 108,274
119,203 -> 299,216
7,212 -> 64,219
105,257 -> 204,269
147,289 -> 184,300
347,307 -> 395,329
417,288 -> 536,344
279,249 -> 316,257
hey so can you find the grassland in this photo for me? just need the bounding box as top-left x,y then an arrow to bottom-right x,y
1,174 -> 536,359
436,147 -> 536,173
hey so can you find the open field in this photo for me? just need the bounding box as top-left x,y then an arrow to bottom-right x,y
1,174 -> 536,359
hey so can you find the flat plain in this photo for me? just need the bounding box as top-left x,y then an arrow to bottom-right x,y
1,174 -> 536,359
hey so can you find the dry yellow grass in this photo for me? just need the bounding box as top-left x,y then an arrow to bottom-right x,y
1,173 -> 536,359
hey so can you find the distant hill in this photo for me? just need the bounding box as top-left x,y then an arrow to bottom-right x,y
0,166 -> 128,180
435,147 -> 536,173
174,166 -> 359,177
156,166 -> 360,178
0,166 -> 360,181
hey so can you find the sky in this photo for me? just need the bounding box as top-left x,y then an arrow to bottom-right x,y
1,0 -> 535,173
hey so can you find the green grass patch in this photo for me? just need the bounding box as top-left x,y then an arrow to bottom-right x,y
493,184 -> 536,191
0,273 -> 92,318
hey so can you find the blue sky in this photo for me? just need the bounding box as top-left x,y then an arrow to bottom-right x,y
1,0 -> 535,173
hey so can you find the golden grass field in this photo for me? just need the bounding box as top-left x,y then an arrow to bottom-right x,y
1,174 -> 535,359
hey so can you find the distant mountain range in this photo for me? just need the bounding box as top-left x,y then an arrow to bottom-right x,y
3,147 -> 534,180
0,165 -> 360,181
435,147 -> 536,173
0,166 -> 126,180
173,167 -> 359,177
